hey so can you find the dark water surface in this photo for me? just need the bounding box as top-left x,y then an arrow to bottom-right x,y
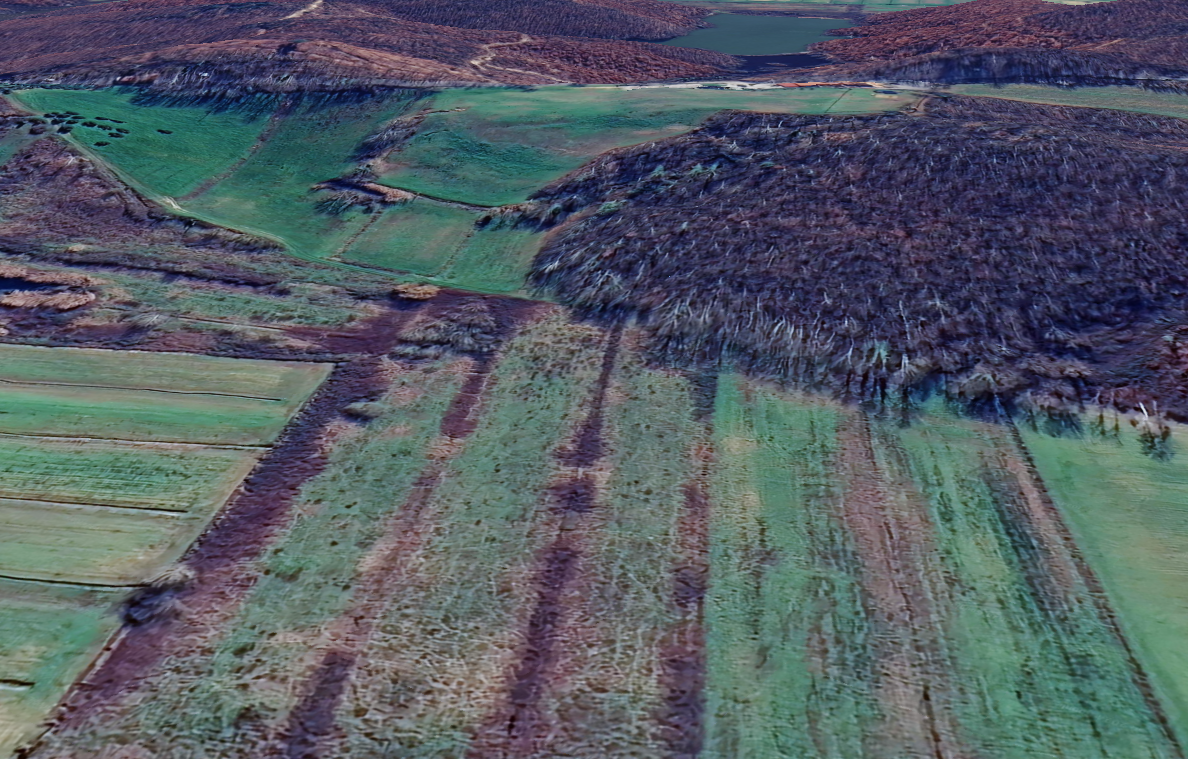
660,13 -> 852,57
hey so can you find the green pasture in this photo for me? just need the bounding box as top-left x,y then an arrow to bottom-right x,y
0,345 -> 330,446
8,85 -> 909,295
341,203 -> 543,294
0,581 -> 122,756
706,379 -> 877,757
343,202 -> 479,276
0,344 -> 328,401
953,85 -> 1188,120
375,86 -> 916,206
9,89 -> 268,199
9,89 -> 414,259
706,380 -> 1179,758
1023,420 -> 1188,750
0,438 -> 258,512
183,96 -> 414,258
440,227 -> 543,294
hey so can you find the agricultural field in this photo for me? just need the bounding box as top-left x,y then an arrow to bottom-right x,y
0,344 -> 330,755
23,311 -> 1188,759
1024,422 -> 1188,748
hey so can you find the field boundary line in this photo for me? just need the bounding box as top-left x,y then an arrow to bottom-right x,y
0,496 -> 191,516
0,573 -> 144,590
0,431 -> 267,451
0,376 -> 287,402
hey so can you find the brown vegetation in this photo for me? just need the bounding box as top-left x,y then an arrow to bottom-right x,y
0,289 -> 94,309
524,96 -> 1188,416
0,0 -> 734,91
806,0 -> 1188,85
0,137 -> 276,257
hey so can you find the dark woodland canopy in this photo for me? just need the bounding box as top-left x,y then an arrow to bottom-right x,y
527,96 -> 1188,408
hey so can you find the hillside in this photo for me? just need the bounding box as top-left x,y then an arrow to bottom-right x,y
809,0 -> 1188,81
0,0 -> 734,90
524,95 -> 1188,417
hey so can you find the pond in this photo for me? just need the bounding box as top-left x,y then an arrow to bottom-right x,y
660,13 -> 852,57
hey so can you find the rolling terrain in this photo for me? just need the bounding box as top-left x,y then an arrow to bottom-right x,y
6,0 -> 1188,753
0,0 -> 737,90
805,0 -> 1188,84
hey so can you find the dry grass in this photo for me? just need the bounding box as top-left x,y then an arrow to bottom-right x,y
0,290 -> 95,310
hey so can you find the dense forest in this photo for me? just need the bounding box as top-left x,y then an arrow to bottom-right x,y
809,47 -> 1188,88
524,96 -> 1188,418
0,0 -> 732,90
365,0 -> 709,41
813,0 -> 1188,70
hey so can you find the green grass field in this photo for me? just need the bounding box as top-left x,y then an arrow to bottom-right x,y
0,582 -> 123,755
178,96 -> 414,258
0,438 -> 258,511
1023,420 -> 1188,750
707,379 -> 877,757
7,86 -> 912,296
341,203 -> 543,294
707,379 -> 1180,758
953,85 -> 1188,120
343,202 -> 479,275
8,90 -> 269,199
0,345 -> 330,756
375,86 -> 916,206
9,90 -> 415,259
0,344 -> 330,445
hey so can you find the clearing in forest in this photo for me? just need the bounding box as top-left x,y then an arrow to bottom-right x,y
0,344 -> 329,756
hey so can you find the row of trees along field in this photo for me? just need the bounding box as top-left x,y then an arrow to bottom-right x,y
523,96 -> 1188,425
